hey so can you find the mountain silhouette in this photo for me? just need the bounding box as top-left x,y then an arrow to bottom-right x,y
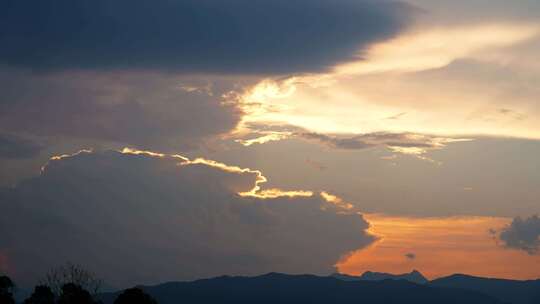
332,270 -> 429,284
430,274 -> 540,304
100,273 -> 502,304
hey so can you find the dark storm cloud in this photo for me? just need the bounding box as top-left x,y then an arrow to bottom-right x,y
0,69 -> 242,151
499,215 -> 540,255
0,0 -> 415,74
0,150 -> 374,287
0,134 -> 43,159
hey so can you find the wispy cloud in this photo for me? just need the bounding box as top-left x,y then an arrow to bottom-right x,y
235,124 -> 471,163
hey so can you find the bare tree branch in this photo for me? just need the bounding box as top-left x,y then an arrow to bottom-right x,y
41,263 -> 103,297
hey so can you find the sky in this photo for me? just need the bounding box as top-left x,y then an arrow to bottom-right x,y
0,0 -> 539,288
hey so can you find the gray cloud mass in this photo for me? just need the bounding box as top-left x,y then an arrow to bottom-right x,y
0,150 -> 374,288
499,215 -> 540,255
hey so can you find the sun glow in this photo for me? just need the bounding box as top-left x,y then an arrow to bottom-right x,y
233,23 -> 540,141
337,23 -> 540,75
41,149 -> 94,173
235,132 -> 293,146
321,191 -> 354,211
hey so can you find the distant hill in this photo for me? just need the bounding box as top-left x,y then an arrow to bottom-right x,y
100,273 -> 502,304
332,270 -> 429,284
430,274 -> 540,304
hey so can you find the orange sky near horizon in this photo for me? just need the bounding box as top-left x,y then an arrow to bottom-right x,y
337,214 -> 540,280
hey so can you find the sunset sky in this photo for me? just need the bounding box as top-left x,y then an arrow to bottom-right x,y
1,0 -> 539,288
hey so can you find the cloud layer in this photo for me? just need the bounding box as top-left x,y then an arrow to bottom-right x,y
0,70 -> 242,151
0,0 -> 414,74
0,150 -> 373,287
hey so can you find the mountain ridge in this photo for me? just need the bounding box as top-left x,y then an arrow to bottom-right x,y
332,269 -> 429,284
99,272 -> 503,304
430,273 -> 540,304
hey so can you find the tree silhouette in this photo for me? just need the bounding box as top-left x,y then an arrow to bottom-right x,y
23,285 -> 55,304
41,263 -> 102,297
114,288 -> 157,304
57,283 -> 97,304
0,275 -> 15,304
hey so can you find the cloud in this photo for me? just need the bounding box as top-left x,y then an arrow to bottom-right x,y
237,125 -> 470,161
496,108 -> 527,121
385,112 -> 407,120
0,69 -> 243,151
407,0 -> 540,24
404,253 -> 416,260
297,131 -> 469,155
499,215 -> 540,255
300,132 -> 377,150
299,131 -> 468,155
305,159 -> 327,171
0,149 -> 374,287
0,0 -> 415,74
0,133 -> 43,159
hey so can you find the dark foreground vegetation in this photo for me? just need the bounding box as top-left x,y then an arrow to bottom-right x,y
0,279 -> 156,304
1,264 -> 156,304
